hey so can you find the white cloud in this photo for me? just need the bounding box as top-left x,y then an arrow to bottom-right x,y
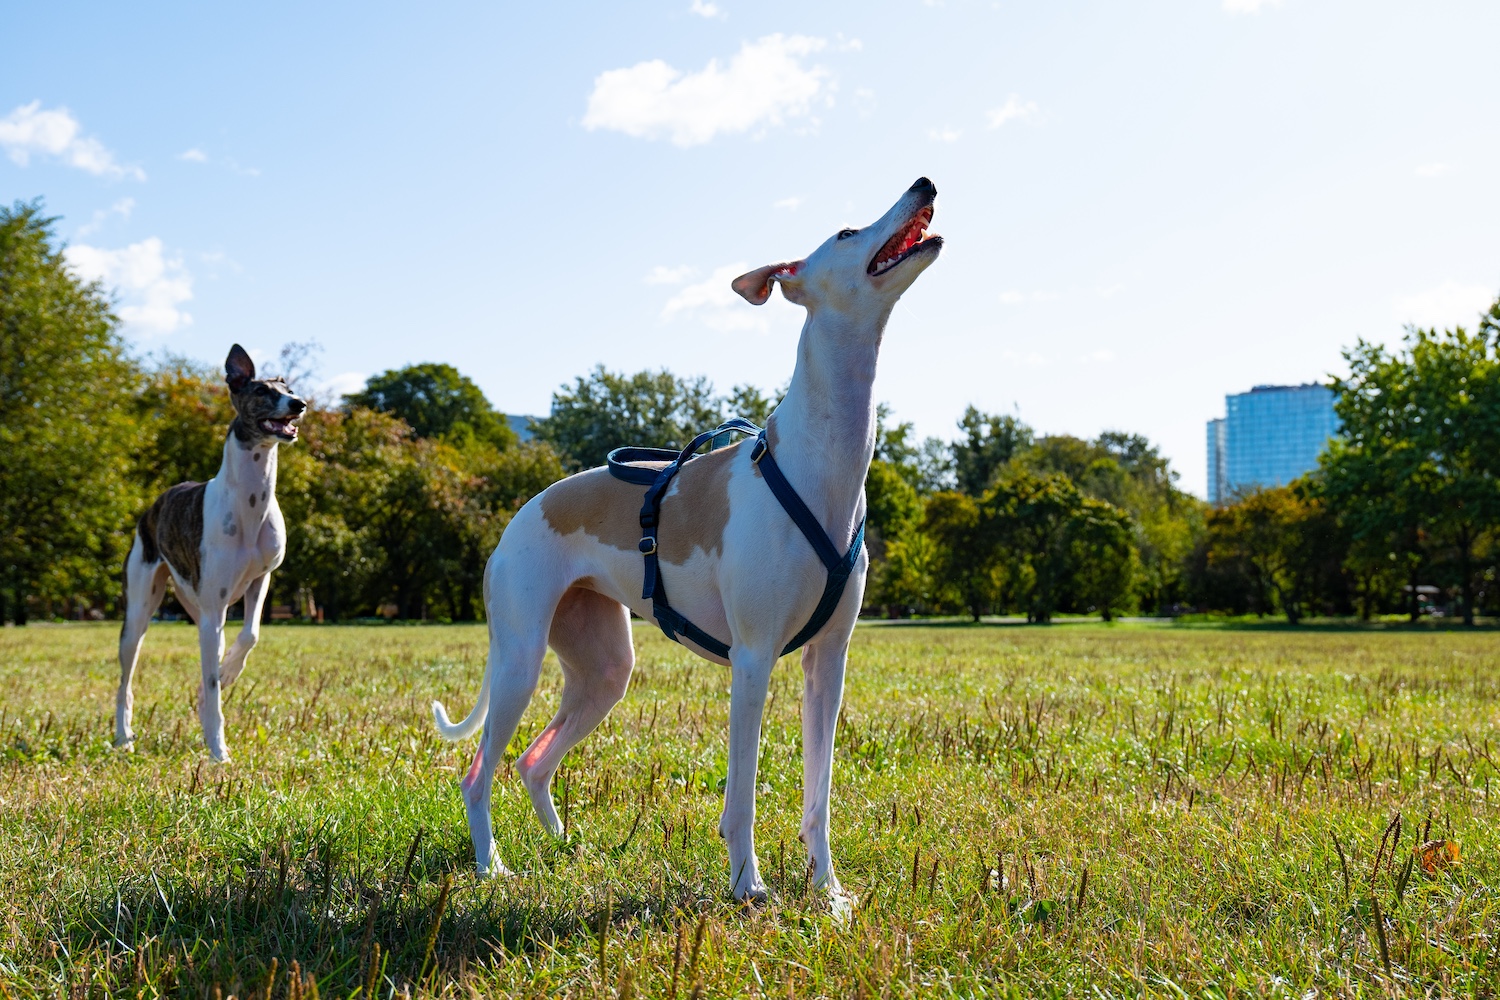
645,264 -> 696,285
689,0 -> 725,17
582,34 -> 832,147
0,101 -> 144,180
1415,162 -> 1450,178
1223,0 -> 1283,12
987,94 -> 1040,129
179,148 -> 208,163
661,261 -> 800,333
1083,349 -> 1116,364
853,87 -> 877,119
66,238 -> 193,335
75,197 -> 136,238
1392,281 -> 1495,331
929,126 -> 961,143
773,196 -> 802,210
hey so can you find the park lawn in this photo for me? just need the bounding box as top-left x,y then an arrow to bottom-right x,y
1,622 -> 1498,998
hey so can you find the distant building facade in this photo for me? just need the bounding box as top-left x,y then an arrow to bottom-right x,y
1206,384 -> 1338,504
1206,418 -> 1227,506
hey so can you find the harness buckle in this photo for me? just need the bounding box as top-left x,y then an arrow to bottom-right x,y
750,437 -> 768,464
638,536 -> 657,555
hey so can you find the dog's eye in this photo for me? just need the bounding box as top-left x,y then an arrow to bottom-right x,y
837,229 -> 858,240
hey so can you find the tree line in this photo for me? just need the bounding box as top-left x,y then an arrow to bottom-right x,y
5,199 -> 1499,625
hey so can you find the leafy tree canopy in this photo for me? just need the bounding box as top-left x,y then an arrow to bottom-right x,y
345,363 -> 518,452
0,200 -> 142,623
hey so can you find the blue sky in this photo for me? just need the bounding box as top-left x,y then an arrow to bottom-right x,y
4,0 -> 1498,496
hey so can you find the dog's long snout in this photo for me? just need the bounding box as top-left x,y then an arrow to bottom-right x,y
909,176 -> 936,197
288,398 -> 307,415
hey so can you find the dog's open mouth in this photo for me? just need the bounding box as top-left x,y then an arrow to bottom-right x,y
868,205 -> 941,276
259,416 -> 300,442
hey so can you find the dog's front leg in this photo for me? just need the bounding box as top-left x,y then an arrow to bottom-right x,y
220,573 -> 268,689
196,605 -> 231,762
800,634 -> 851,907
720,646 -> 776,904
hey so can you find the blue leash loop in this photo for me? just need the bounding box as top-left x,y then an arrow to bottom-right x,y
606,419 -> 865,659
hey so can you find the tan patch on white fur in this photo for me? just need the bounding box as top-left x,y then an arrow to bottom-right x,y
659,445 -> 735,564
539,469 -> 643,552
539,446 -> 742,565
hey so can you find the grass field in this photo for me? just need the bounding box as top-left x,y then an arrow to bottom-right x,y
2,622 -> 1499,998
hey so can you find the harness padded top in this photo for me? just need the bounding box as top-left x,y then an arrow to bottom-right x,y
607,419 -> 865,659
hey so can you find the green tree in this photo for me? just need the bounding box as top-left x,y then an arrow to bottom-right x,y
1323,322 -> 1500,624
535,365 -> 724,469
989,471 -> 1091,623
1203,485 -> 1341,624
1014,432 -> 1203,614
952,406 -> 1033,496
0,201 -> 142,623
133,355 -> 228,495
345,362 -> 518,452
921,491 -> 1003,620
864,459 -> 922,565
1067,498 -> 1138,621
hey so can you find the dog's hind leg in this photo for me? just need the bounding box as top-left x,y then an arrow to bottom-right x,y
515,587 -> 635,836
220,572 -> 268,689
459,560 -> 559,876
117,541 -> 169,749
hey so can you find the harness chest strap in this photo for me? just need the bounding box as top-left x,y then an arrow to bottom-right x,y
606,420 -> 865,659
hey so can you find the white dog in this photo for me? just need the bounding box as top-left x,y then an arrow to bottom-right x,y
117,345 -> 306,761
433,178 -> 943,905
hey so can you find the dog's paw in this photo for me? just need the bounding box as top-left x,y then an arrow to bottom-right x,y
208,748 -> 232,765
114,736 -> 135,752
825,886 -> 858,926
733,882 -> 770,908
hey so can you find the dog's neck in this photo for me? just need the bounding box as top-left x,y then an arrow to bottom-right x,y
218,426 -> 279,526
767,303 -> 892,542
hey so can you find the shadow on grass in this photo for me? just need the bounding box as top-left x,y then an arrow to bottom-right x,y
52,832 -> 718,998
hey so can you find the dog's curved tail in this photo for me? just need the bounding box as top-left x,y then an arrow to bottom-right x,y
432,662 -> 491,741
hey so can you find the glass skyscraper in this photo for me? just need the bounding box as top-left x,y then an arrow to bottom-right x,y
1206,384 -> 1338,504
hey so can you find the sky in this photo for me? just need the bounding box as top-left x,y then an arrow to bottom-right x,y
4,0 -> 1498,497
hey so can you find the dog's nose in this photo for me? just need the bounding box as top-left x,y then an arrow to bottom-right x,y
288,398 -> 307,415
909,176 -> 936,196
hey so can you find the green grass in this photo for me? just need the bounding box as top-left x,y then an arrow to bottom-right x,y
2,622 -> 1499,998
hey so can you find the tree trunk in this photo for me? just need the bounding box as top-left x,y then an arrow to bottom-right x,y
1408,565 -> 1420,622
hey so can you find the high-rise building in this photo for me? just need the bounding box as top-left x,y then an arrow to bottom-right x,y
1206,418 -> 1227,505
1206,384 -> 1338,504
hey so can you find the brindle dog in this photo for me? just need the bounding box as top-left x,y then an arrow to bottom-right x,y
117,344 -> 306,761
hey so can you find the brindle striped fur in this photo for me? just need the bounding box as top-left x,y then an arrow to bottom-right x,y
136,481 -> 208,590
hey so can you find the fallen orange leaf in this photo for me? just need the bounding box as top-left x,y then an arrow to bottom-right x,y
1416,839 -> 1460,874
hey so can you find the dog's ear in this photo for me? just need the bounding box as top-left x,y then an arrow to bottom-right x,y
732,261 -> 804,306
225,344 -> 256,392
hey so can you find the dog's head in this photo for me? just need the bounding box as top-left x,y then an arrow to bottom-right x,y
732,177 -> 943,317
226,344 -> 307,445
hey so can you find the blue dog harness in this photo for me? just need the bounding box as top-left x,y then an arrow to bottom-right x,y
606,418 -> 865,659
